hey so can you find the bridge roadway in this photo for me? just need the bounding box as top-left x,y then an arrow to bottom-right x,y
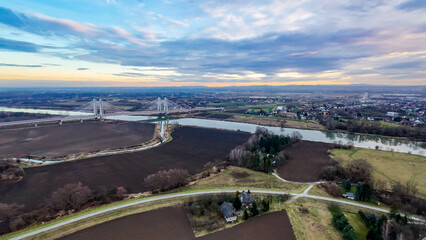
0,107 -> 221,128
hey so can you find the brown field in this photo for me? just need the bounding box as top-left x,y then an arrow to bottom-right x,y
277,141 -> 334,182
59,208 -> 296,240
59,207 -> 195,240
0,127 -> 250,211
199,210 -> 296,240
0,121 -> 155,158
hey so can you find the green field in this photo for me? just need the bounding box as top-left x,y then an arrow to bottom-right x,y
330,148 -> 426,196
344,212 -> 368,240
285,198 -> 341,240
178,166 -> 308,194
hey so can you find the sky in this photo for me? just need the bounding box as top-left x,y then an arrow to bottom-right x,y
0,0 -> 425,87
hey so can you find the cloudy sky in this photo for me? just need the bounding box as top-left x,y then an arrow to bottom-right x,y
0,0 -> 425,87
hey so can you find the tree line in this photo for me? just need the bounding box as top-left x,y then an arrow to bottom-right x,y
0,182 -> 127,235
322,118 -> 426,141
228,127 -> 298,173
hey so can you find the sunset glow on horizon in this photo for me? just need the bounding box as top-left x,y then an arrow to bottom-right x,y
0,0 -> 425,87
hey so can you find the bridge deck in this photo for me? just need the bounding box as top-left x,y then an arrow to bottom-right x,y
0,107 -> 221,128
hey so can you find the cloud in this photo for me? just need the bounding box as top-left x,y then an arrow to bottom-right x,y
0,1 -> 425,86
398,0 -> 426,10
0,37 -> 41,52
0,63 -> 43,67
0,7 -> 146,46
381,61 -> 424,69
77,67 -> 89,70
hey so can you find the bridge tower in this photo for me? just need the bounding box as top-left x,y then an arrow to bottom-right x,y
163,97 -> 168,114
93,98 -> 97,115
157,97 -> 162,111
99,99 -> 104,119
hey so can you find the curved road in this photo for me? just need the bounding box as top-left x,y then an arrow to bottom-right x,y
8,188 -> 425,240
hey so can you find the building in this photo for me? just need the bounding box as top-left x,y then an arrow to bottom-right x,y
239,191 -> 254,209
386,112 -> 399,117
220,202 -> 237,223
342,192 -> 355,200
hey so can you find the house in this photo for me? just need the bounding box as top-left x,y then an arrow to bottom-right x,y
239,191 -> 254,209
386,112 -> 399,117
220,202 -> 237,223
342,192 -> 355,200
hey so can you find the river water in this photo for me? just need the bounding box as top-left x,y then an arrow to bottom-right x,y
1,106 -> 425,157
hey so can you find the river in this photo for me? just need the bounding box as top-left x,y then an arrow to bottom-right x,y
1,107 -> 425,157
107,116 -> 426,156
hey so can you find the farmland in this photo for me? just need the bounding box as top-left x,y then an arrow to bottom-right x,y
330,148 -> 426,196
199,210 -> 296,240
60,207 -> 195,240
0,121 -> 155,158
195,111 -> 326,130
277,141 -> 334,182
0,126 -> 250,212
59,207 -> 296,240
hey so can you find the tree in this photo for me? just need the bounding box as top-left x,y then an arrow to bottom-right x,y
355,182 -> 372,202
253,152 -> 260,170
243,210 -> 249,220
343,179 -> 351,191
342,225 -> 357,240
0,203 -> 23,231
251,201 -> 259,216
355,182 -> 363,201
233,196 -> 242,210
347,159 -> 372,183
144,168 -> 190,192
47,182 -> 93,211
261,199 -> 270,212
229,145 -> 246,166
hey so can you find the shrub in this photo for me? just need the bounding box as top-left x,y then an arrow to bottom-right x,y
330,207 -> 357,240
47,182 -> 93,211
320,182 -> 342,197
144,168 -> 190,192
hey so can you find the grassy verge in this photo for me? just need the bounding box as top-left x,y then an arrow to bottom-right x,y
175,166 -> 308,194
344,212 -> 368,240
308,184 -> 390,210
330,148 -> 426,196
285,198 -> 341,240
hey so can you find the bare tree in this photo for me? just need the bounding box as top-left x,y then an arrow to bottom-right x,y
229,145 -> 246,166
144,168 -> 190,192
47,182 -> 93,211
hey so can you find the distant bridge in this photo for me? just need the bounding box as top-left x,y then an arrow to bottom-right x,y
0,98 -> 220,128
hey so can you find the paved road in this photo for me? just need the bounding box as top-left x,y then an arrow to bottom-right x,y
8,189 -> 425,240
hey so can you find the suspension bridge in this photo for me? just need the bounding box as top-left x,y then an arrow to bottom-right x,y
0,98 -> 220,127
